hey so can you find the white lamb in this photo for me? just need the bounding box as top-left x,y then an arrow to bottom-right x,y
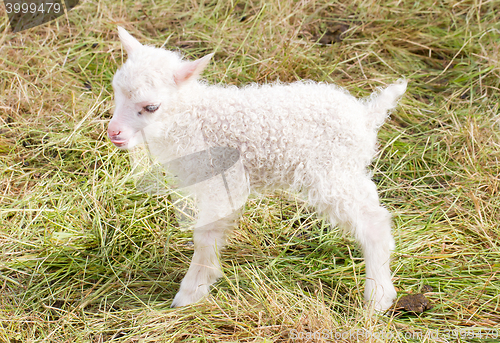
107,27 -> 407,312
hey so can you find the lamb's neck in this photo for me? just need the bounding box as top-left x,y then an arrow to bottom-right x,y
175,81 -> 211,110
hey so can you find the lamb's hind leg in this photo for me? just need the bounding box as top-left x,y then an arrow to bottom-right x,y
357,204 -> 396,312
324,180 -> 396,312
171,214 -> 236,307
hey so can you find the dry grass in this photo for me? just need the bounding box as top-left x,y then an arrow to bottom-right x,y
1,0 -> 499,342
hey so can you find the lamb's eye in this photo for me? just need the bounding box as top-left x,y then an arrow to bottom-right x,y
144,104 -> 160,113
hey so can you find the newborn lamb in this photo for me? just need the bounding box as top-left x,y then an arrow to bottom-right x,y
107,27 -> 407,311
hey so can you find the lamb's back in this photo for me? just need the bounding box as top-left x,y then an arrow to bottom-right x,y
195,82 -> 379,189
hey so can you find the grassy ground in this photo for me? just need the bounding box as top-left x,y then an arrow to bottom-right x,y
1,0 -> 499,341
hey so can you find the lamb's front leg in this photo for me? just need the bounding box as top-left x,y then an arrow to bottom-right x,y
171,216 -> 235,307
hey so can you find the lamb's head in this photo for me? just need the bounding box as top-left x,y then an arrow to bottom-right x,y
108,27 -> 213,149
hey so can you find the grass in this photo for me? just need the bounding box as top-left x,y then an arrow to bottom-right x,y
0,0 -> 499,341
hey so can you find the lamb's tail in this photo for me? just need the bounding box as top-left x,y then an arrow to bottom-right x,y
366,79 -> 407,128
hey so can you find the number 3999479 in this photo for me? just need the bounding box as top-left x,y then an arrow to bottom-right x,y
5,2 -> 62,14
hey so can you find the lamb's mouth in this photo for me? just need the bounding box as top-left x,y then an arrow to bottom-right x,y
110,139 -> 128,148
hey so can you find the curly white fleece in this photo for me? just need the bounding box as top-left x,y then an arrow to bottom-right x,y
108,27 -> 407,311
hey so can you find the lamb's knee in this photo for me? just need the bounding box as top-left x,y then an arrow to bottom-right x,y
194,227 -> 228,250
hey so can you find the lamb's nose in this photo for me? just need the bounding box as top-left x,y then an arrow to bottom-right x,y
107,124 -> 121,138
108,129 -> 121,138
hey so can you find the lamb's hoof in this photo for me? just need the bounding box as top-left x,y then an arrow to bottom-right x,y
373,298 -> 396,314
171,286 -> 209,308
365,287 -> 397,314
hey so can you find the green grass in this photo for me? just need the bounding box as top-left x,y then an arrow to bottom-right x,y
1,0 -> 500,341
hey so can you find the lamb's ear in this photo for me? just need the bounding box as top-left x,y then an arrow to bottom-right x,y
174,53 -> 214,85
118,26 -> 142,55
